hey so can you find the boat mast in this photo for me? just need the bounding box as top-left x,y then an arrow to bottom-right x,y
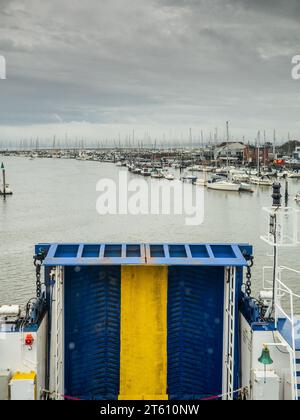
226,121 -> 230,175
257,131 -> 261,176
1,162 -> 6,197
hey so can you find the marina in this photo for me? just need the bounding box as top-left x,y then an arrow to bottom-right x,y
2,139 -> 300,199
1,154 -> 300,306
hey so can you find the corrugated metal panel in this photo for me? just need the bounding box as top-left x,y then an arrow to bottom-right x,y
64,266 -> 121,400
119,266 -> 168,400
167,266 -> 225,400
234,267 -> 244,391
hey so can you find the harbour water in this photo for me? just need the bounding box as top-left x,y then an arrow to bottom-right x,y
1,156 -> 300,306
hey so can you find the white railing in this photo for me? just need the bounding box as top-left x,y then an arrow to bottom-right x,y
262,266 -> 274,291
274,266 -> 300,401
260,207 -> 300,248
55,266 -> 64,400
222,267 -> 236,400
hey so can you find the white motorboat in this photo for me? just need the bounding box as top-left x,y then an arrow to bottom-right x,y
195,171 -> 208,187
216,167 -> 233,177
195,179 -> 207,187
164,173 -> 175,181
201,166 -> 214,173
239,183 -> 254,193
181,174 -> 197,184
131,166 -> 142,175
288,172 -> 300,179
207,179 -> 240,192
277,171 -> 289,179
232,173 -> 250,183
151,169 -> 164,179
295,193 -> 300,203
141,168 -> 152,177
187,165 -> 202,172
250,176 -> 273,186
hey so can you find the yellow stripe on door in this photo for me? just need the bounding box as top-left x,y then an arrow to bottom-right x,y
119,266 -> 168,400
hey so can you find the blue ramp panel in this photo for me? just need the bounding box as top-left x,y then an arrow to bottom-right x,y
38,243 -> 248,267
167,266 -> 225,400
64,266 -> 121,400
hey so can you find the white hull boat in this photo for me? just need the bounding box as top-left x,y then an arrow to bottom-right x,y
239,183 -> 254,193
151,170 -> 164,179
141,168 -> 151,177
195,179 -> 207,187
181,175 -> 197,184
289,172 -> 300,179
132,167 -> 142,174
207,180 -> 240,191
187,165 -> 202,172
250,176 -> 273,186
164,173 -> 175,181
202,166 -> 214,172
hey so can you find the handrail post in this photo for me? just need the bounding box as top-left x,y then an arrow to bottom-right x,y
290,292 -> 297,401
274,268 -> 298,401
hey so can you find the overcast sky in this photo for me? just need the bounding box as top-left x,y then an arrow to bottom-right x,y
0,0 -> 300,143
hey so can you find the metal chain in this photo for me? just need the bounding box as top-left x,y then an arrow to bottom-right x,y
33,250 -> 46,298
244,254 -> 254,297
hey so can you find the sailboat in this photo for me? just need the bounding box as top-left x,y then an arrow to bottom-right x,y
250,131 -> 273,187
207,122 -> 241,192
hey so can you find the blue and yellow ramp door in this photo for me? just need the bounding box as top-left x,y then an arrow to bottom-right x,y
43,243 -> 250,400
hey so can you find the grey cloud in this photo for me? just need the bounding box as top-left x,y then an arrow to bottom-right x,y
0,0 -> 299,139
232,0 -> 300,20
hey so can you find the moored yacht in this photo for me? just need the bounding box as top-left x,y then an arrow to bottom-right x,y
207,178 -> 240,192
239,183 -> 254,193
288,172 -> 300,179
164,172 -> 175,181
132,166 -> 142,175
195,178 -> 207,187
151,169 -> 164,179
250,176 -> 273,186
181,174 -> 197,184
141,167 -> 152,177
